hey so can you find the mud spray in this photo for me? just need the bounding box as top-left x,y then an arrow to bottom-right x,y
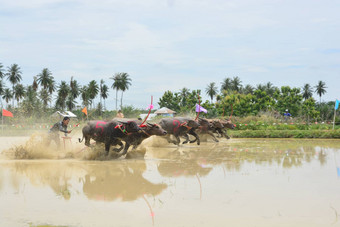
1,132 -> 172,161
2,132 -> 85,160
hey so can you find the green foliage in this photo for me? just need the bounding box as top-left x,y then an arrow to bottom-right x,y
230,129 -> 340,138
121,105 -> 145,118
158,88 -> 201,115
274,86 -> 303,116
302,98 -> 318,123
158,90 -> 180,112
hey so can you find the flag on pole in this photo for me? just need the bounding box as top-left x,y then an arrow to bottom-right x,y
146,104 -> 154,110
82,107 -> 88,116
195,104 -> 208,113
335,99 -> 340,110
2,109 -> 13,117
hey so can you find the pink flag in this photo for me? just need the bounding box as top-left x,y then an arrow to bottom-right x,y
147,104 -> 154,110
195,104 -> 207,113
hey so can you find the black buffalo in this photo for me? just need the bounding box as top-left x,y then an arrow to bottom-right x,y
214,119 -> 235,139
109,121 -> 167,156
78,120 -> 141,155
197,118 -> 224,142
159,117 -> 200,145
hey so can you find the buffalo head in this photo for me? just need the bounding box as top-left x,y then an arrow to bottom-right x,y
187,119 -> 200,129
221,120 -> 235,129
212,120 -> 224,129
118,121 -> 142,133
145,123 -> 167,136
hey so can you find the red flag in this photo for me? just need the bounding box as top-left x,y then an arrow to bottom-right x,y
2,109 -> 13,117
82,107 -> 87,116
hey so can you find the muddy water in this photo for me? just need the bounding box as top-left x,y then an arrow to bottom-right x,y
1,137 -> 340,227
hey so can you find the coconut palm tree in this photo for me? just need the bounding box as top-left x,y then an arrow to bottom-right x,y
55,81 -> 70,110
314,81 -> 327,105
180,87 -> 190,97
0,63 -> 4,79
0,80 -> 4,108
265,82 -> 276,97
39,89 -> 51,111
256,84 -> 266,92
101,84 -> 109,110
69,76 -> 80,99
302,83 -> 313,100
2,88 -> 12,107
37,68 -> 52,89
47,77 -> 56,107
100,79 -> 109,110
221,77 -> 232,93
13,84 -> 26,105
80,85 -> 90,107
6,64 -> 22,107
118,73 -> 131,110
231,76 -> 242,92
205,82 -> 218,103
66,95 -> 77,111
243,84 -> 254,95
88,80 -> 99,109
111,73 -> 122,111
48,77 -> 56,95
22,85 -> 39,116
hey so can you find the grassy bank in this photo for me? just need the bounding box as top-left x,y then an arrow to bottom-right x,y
229,129 -> 340,138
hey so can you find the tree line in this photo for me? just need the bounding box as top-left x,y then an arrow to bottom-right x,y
0,62 -> 334,124
0,63 -> 132,118
159,76 -> 333,123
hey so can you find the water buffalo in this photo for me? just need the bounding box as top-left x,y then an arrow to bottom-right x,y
121,122 -> 167,153
78,120 -> 141,155
197,118 -> 224,142
214,119 -> 235,139
159,117 -> 200,145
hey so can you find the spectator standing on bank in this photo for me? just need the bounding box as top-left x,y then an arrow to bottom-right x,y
116,110 -> 124,118
284,109 -> 292,121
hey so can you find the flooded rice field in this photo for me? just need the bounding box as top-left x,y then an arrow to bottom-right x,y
0,135 -> 340,227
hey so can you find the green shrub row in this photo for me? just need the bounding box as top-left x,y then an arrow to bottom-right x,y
229,129 -> 340,138
234,122 -> 338,130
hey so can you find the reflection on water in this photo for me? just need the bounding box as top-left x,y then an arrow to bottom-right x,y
83,162 -> 167,202
148,139 -> 334,174
0,139 -> 340,226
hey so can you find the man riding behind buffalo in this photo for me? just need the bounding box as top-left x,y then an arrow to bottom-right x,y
46,116 -> 72,149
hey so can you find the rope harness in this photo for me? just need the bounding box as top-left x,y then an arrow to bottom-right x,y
141,129 -> 151,137
114,124 -> 131,135
140,123 -> 159,137
180,122 -> 192,130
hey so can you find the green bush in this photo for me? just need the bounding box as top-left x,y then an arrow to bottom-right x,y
230,130 -> 340,138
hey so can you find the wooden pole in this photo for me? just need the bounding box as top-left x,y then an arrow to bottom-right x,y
333,108 -> 336,130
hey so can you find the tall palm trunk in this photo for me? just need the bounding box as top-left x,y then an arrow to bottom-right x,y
115,89 -> 118,111
120,91 -> 124,110
12,85 -> 14,107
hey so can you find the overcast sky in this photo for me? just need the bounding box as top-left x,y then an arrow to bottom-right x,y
0,0 -> 339,110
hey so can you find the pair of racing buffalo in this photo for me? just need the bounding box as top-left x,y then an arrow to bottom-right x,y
78,117 -> 235,158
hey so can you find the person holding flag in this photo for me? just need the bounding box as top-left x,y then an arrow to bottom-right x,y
46,116 -> 72,149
